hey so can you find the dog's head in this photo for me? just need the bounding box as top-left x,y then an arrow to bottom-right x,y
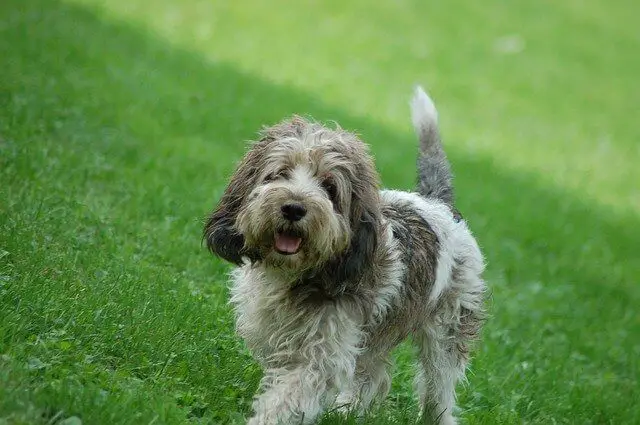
205,116 -> 381,286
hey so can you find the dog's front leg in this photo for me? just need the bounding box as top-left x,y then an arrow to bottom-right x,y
247,365 -> 333,425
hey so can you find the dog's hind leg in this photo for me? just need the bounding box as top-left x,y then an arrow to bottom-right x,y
413,286 -> 484,424
413,325 -> 465,425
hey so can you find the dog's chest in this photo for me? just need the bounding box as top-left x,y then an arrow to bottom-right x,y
228,266 -> 364,362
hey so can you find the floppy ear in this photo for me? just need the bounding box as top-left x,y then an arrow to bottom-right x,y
307,198 -> 381,297
334,144 -> 383,286
308,151 -> 383,295
334,206 -> 380,285
203,138 -> 271,265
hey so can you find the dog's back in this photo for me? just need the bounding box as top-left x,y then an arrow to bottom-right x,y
411,87 -> 455,207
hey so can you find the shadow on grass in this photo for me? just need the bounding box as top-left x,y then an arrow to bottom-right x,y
1,0 -> 638,423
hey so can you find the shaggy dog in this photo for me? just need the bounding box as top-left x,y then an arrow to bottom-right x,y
204,87 -> 486,425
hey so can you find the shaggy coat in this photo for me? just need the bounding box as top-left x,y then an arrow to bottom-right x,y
204,87 -> 486,425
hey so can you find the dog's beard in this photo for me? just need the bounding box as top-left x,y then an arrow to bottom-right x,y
236,188 -> 350,276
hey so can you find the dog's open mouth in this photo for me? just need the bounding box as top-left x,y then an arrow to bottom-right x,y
274,231 -> 303,255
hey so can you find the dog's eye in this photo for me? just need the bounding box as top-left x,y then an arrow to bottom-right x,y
322,179 -> 337,201
264,168 -> 290,182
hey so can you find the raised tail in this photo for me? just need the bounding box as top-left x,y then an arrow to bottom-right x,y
411,86 -> 454,206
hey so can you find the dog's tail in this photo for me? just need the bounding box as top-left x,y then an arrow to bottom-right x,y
411,86 -> 454,206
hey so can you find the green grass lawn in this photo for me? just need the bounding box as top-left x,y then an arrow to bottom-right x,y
1,0 -> 638,423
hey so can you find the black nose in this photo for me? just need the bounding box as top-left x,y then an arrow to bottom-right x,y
281,203 -> 307,221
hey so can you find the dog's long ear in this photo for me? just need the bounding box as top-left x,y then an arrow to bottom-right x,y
203,138 -> 271,265
332,205 -> 380,286
311,148 -> 382,294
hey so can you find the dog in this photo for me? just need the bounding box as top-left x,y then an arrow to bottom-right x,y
204,87 -> 486,425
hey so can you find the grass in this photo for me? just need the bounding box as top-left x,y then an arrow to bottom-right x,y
1,0 -> 638,423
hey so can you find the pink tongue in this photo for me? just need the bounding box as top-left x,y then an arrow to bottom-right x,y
275,234 -> 302,253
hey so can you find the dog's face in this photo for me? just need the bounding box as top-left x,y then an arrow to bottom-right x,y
236,143 -> 351,271
206,116 -> 382,283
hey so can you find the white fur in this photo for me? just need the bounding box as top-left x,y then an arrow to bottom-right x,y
411,85 -> 438,129
230,266 -> 365,425
380,189 -> 473,303
230,222 -> 409,424
379,190 -> 484,424
379,190 -> 485,424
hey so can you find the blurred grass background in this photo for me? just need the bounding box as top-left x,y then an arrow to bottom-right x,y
1,0 -> 638,423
